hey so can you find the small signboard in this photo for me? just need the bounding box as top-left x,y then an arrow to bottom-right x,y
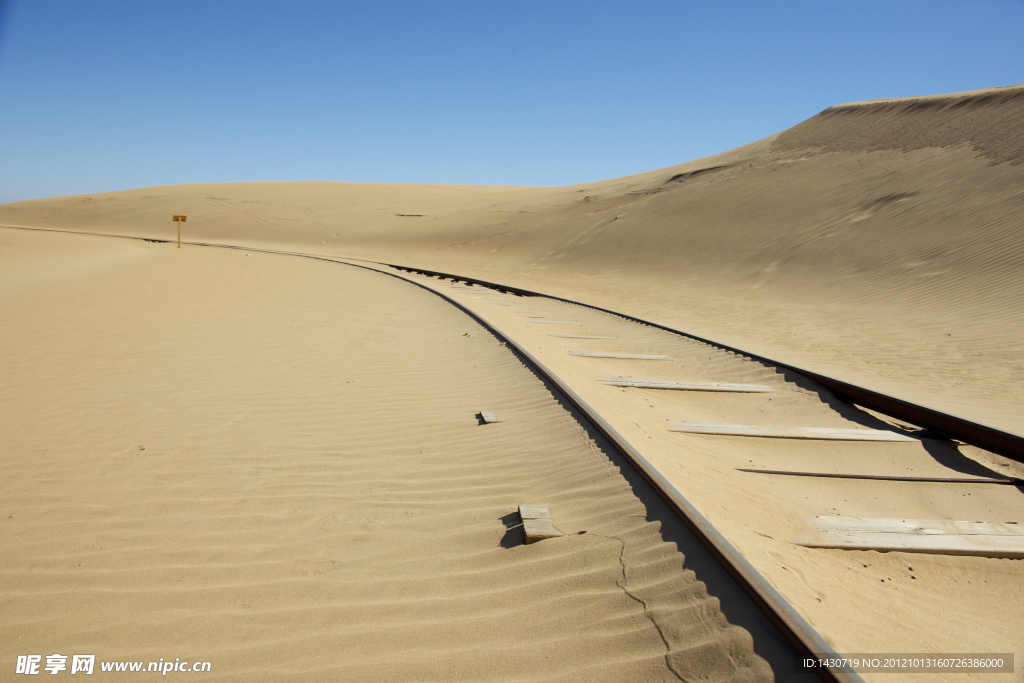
173,215 -> 187,248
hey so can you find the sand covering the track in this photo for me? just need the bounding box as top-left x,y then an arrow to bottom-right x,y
0,229 -> 771,681
418,278 -> 1024,682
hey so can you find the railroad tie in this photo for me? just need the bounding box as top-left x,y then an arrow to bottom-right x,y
793,516 -> 1024,559
668,421 -> 918,441
526,320 -> 582,325
570,351 -> 675,360
603,378 -> 772,392
518,505 -> 565,544
549,334 -> 618,339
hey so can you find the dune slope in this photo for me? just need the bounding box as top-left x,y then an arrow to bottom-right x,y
1,85 -> 1021,433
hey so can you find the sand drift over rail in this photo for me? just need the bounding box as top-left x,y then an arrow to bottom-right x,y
399,264 -> 1024,680
386,262 -> 1024,462
1,229 -> 775,682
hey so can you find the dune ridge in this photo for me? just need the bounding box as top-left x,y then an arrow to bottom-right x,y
773,83 -> 1024,163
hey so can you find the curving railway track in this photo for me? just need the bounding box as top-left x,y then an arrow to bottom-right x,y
9,224 -> 1024,681
381,264 -> 1024,464
358,263 -> 862,683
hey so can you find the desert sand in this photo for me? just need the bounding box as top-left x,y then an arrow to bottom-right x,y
1,229 -> 772,681
2,84 -> 1024,681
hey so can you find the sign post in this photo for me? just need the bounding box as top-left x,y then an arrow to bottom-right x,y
172,215 -> 187,248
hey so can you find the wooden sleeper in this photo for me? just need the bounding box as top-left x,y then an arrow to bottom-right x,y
518,505 -> 565,544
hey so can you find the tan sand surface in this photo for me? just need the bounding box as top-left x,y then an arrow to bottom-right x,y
1,229 -> 771,681
395,271 -> 1024,682
3,83 -> 1023,681
4,84 -> 1021,435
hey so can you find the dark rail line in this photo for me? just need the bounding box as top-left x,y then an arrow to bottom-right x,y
388,264 -> 1024,463
737,468 -> 1023,485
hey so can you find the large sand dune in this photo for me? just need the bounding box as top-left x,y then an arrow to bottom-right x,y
2,84 -> 1022,435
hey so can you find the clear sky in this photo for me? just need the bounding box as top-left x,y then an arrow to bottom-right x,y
0,0 -> 1021,203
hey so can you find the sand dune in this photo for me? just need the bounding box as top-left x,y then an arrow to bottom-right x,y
2,84 -> 1022,435
773,83 -> 1024,163
0,229 -> 770,681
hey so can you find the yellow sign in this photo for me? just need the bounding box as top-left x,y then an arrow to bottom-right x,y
173,215 -> 187,248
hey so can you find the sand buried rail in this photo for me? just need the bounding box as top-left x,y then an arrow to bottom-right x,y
9,221 -> 1020,467
0,225 -> 865,682
368,265 -> 862,682
386,262 -> 1024,463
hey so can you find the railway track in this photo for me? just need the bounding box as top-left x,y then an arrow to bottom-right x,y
10,224 -> 1019,461
11,224 -> 1023,681
364,263 -> 863,683
383,264 -> 1024,464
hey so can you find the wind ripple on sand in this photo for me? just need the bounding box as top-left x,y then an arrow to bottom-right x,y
0,231 -> 769,682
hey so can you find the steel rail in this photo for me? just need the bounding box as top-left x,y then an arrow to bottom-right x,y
737,468 -> 1024,485
386,264 -> 1024,463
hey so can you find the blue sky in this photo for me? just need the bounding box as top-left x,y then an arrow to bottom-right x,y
0,0 -> 1021,202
